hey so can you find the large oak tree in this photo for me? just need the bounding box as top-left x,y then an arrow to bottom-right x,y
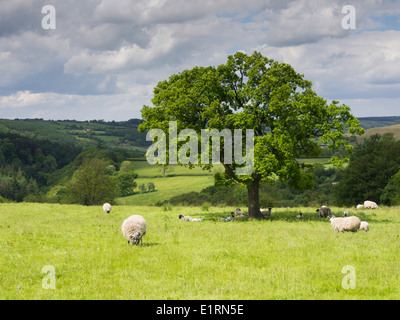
139,51 -> 364,218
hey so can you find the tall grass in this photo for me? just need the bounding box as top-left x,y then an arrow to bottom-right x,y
1,203 -> 399,299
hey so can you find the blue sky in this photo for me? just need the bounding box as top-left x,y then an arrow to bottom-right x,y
0,0 -> 400,121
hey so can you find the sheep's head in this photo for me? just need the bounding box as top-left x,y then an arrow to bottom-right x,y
178,214 -> 184,220
130,233 -> 142,245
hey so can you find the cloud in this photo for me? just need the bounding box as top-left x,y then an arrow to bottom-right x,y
1,0 -> 400,120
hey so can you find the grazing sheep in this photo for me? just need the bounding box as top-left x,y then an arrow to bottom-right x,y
316,206 -> 331,217
102,203 -> 112,214
295,213 -> 303,219
261,207 -> 272,218
356,204 -> 364,210
178,214 -> 193,221
121,215 -> 147,245
344,210 -> 349,217
330,216 -> 361,233
359,221 -> 369,232
363,200 -> 379,209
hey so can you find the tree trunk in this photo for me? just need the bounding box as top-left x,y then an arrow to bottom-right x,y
247,177 -> 263,219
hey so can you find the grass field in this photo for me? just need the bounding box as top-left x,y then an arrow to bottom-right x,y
115,161 -> 220,206
1,203 -> 399,299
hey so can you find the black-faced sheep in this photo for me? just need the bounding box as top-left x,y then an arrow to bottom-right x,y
178,215 -> 193,221
316,206 -> 331,217
122,215 -> 147,245
261,207 -> 272,218
102,203 -> 112,214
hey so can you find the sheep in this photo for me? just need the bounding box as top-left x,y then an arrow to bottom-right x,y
295,213 -> 303,219
329,216 -> 361,233
363,200 -> 379,209
178,214 -> 193,221
102,203 -> 112,214
359,221 -> 369,232
344,210 -> 349,217
356,204 -> 364,210
316,206 -> 331,217
219,212 -> 235,222
191,217 -> 203,222
121,215 -> 147,245
234,208 -> 245,216
261,207 -> 272,218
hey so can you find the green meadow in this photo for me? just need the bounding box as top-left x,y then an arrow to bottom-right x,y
1,203 -> 399,299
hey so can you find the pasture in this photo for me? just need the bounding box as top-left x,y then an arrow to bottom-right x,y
1,203 -> 399,299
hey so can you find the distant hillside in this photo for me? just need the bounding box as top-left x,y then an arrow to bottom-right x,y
0,118 -> 150,156
360,123 -> 400,141
357,116 -> 400,130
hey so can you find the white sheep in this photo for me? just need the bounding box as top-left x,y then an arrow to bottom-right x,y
363,200 -> 379,209
359,221 -> 369,232
102,203 -> 112,214
121,215 -> 147,245
261,207 -> 272,218
178,214 -> 193,221
316,206 -> 331,217
356,204 -> 364,210
330,216 -> 361,233
295,213 -> 303,219
234,208 -> 245,216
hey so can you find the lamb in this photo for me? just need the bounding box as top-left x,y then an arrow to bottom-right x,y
363,200 -> 379,209
316,206 -> 331,217
121,215 -> 147,245
329,216 -> 361,233
261,207 -> 272,218
102,203 -> 112,214
359,221 -> 369,232
295,213 -> 303,219
178,215 -> 193,221
356,204 -> 364,210
344,210 -> 349,217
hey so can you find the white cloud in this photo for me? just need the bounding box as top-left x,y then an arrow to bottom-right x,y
1,0 -> 400,120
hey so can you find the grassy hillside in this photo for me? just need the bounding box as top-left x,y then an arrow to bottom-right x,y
116,161 -> 221,206
1,203 -> 398,299
359,123 -> 400,141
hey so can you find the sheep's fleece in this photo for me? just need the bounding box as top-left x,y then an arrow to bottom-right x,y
330,216 -> 361,232
122,215 -> 147,245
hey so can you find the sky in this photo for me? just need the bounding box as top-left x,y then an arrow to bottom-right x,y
0,0 -> 400,121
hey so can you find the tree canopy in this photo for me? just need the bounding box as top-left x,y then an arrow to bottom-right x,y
139,51 -> 364,218
334,133 -> 400,206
